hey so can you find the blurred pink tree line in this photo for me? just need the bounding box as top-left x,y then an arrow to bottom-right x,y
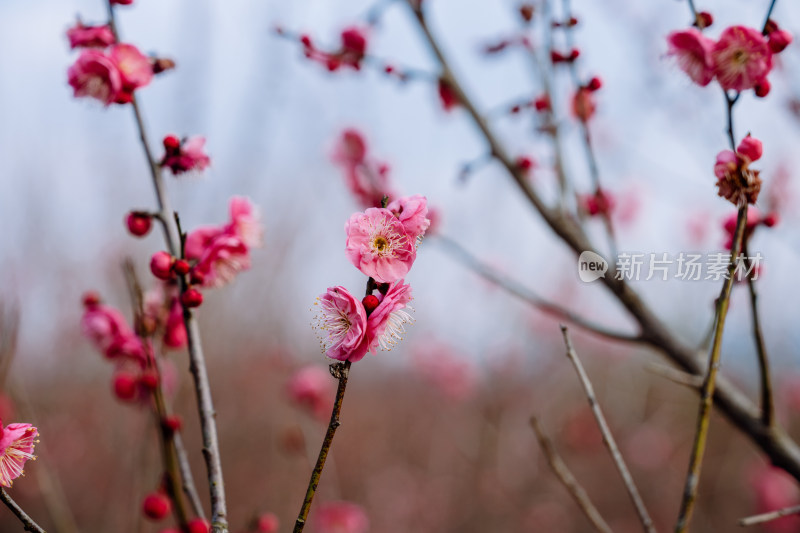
3,0 -> 800,532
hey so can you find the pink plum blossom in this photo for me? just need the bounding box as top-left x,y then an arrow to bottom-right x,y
364,280 -> 414,353
412,341 -> 477,401
666,29 -> 715,86
768,29 -> 793,53
314,286 -> 369,362
162,135 -> 211,175
67,49 -> 122,105
66,22 -> 115,49
0,421 -> 38,487
332,129 -> 395,208
81,298 -> 144,363
314,501 -> 369,533
712,26 -> 773,92
185,197 -> 262,288
163,297 -> 187,349
387,195 -> 431,243
110,43 -> 153,91
286,366 -> 333,421
345,208 -> 416,283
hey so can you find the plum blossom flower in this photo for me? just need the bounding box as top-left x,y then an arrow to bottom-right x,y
714,136 -> 764,205
345,208 -> 416,283
666,29 -> 715,86
332,129 -> 395,209
579,188 -> 615,217
712,26 -> 772,92
81,296 -> 144,363
438,78 -> 460,111
387,195 -> 430,243
185,197 -> 262,288
109,43 -> 154,103
67,49 -> 122,105
571,87 -> 596,122
161,135 -> 211,175
313,286 -> 369,362
286,366 -> 333,421
364,280 -> 414,353
163,297 -> 188,349
412,341 -> 477,401
299,27 -> 369,72
315,501 -> 369,533
0,421 -> 38,487
66,22 -> 115,49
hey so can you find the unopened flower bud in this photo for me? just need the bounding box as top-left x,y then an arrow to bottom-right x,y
142,492 -> 171,521
172,259 -> 190,276
180,288 -> 203,308
150,251 -> 175,281
126,211 -> 152,237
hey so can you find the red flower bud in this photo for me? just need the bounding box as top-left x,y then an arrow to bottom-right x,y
142,492 -> 171,521
82,291 -> 101,308
568,48 -> 580,61
113,372 -> 138,402
586,76 -> 603,91
762,212 -> 780,227
150,251 -> 175,281
754,78 -> 771,98
768,30 -> 793,54
126,211 -> 152,237
163,415 -> 183,433
162,135 -> 180,152
138,371 -> 159,391
187,518 -> 210,533
362,295 -> 379,315
696,11 -> 713,29
180,288 -> 204,308
534,94 -> 551,112
172,259 -> 190,276
516,156 -> 535,173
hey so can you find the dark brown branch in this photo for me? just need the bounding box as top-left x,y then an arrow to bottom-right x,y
0,488 -> 46,533
293,361 -> 352,533
561,326 -> 656,533
530,417 -> 613,533
743,243 -> 774,427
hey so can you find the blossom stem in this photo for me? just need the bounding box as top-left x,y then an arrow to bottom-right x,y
0,488 -> 46,533
560,326 -> 656,533
743,242 -> 774,427
530,417 -> 613,533
740,503 -> 800,527
293,360 -> 352,533
107,3 -> 229,530
762,0 -> 778,33
674,204 -> 749,533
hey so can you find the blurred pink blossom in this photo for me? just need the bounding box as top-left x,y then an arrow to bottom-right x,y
67,49 -> 122,105
412,341 -> 477,401
712,26 -> 772,92
81,297 -> 144,363
315,501 -> 369,533
66,22 -> 115,49
286,366 -> 333,421
667,29 -> 715,86
161,135 -> 211,175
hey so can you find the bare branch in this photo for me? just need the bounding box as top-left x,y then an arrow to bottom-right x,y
560,326 -> 656,533
740,503 -> 800,527
0,488 -> 46,533
530,417 -> 613,533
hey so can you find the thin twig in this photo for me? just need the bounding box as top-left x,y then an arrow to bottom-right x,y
645,363 -> 703,390
530,417 -> 613,533
174,432 -> 207,520
293,361 -> 352,533
435,235 -> 641,343
0,488 -> 46,533
106,3 -> 228,530
740,503 -> 800,527
743,243 -> 774,427
560,326 -> 656,533
674,205 -> 749,533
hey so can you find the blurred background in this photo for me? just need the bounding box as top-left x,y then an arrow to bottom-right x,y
2,0 -> 800,531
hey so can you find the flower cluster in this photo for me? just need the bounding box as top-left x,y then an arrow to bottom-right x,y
0,420 -> 39,488
67,36 -> 161,105
720,206 -> 778,250
714,135 -> 764,205
161,134 -> 211,175
314,196 -> 430,363
295,26 -> 369,72
332,129 -> 396,209
668,21 -> 792,95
